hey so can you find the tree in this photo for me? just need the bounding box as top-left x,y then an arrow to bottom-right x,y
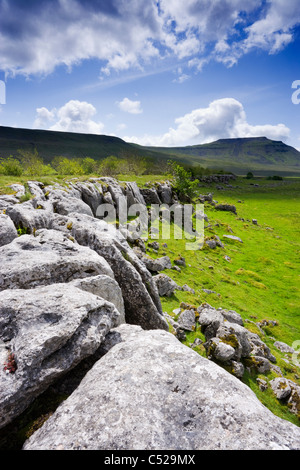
169,161 -> 199,201
17,148 -> 44,176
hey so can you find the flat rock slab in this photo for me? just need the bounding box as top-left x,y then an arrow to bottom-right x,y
0,284 -> 121,429
23,325 -> 300,450
0,229 -> 114,291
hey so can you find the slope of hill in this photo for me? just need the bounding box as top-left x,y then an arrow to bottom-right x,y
143,137 -> 300,176
0,126 -> 162,164
1,126 -> 300,176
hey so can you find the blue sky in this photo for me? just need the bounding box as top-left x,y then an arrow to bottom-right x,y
0,0 -> 299,150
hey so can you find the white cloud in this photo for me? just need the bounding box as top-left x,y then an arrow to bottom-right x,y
33,107 -> 56,128
34,100 -> 104,134
243,0 -> 299,53
124,98 -> 290,146
117,97 -> 143,114
0,1 -> 299,77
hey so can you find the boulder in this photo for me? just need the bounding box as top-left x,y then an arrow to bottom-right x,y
177,309 -> 196,331
27,181 -> 46,201
124,182 -> 146,206
153,273 -> 180,297
73,181 -> 103,216
0,229 -> 114,291
198,304 -> 277,376
0,213 -> 18,247
194,209 -> 209,222
6,203 -> 53,233
270,378 -> 292,401
0,283 -> 120,429
140,187 -> 161,205
156,182 -> 173,204
0,195 -> 19,211
141,255 -> 172,272
52,195 -> 93,217
206,337 -> 236,363
8,184 -> 25,198
273,341 -> 295,354
215,203 -> 237,214
23,325 -> 300,450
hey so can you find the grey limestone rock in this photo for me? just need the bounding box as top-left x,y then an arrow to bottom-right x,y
6,203 -> 53,233
125,181 -> 146,206
8,184 -> 25,198
274,341 -> 296,354
215,203 -> 237,214
52,195 -> 93,217
0,229 -> 114,291
73,181 -> 103,216
198,304 -> 277,375
0,195 -> 19,211
51,212 -> 168,331
156,182 -> 173,204
23,324 -> 300,450
0,283 -> 121,429
177,309 -> 196,331
270,378 -> 292,401
0,213 -> 18,247
141,255 -> 172,272
153,273 -> 180,297
140,187 -> 161,205
71,275 -> 125,325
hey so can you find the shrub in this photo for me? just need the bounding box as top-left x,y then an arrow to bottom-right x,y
55,158 -> 84,176
99,155 -> 120,177
0,156 -> 23,176
81,157 -> 99,174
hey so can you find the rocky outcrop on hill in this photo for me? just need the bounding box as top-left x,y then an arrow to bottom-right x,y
0,177 -> 299,450
175,303 -> 277,378
50,212 -> 167,330
23,324 -> 300,450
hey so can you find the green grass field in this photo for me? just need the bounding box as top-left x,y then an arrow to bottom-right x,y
138,176 -> 300,425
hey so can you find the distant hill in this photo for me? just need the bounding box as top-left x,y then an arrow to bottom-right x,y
142,137 -> 300,176
0,125 -> 163,164
0,126 -> 300,176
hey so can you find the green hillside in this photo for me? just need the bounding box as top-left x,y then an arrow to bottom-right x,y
0,126 -> 163,164
1,126 -> 300,176
143,137 -> 300,176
